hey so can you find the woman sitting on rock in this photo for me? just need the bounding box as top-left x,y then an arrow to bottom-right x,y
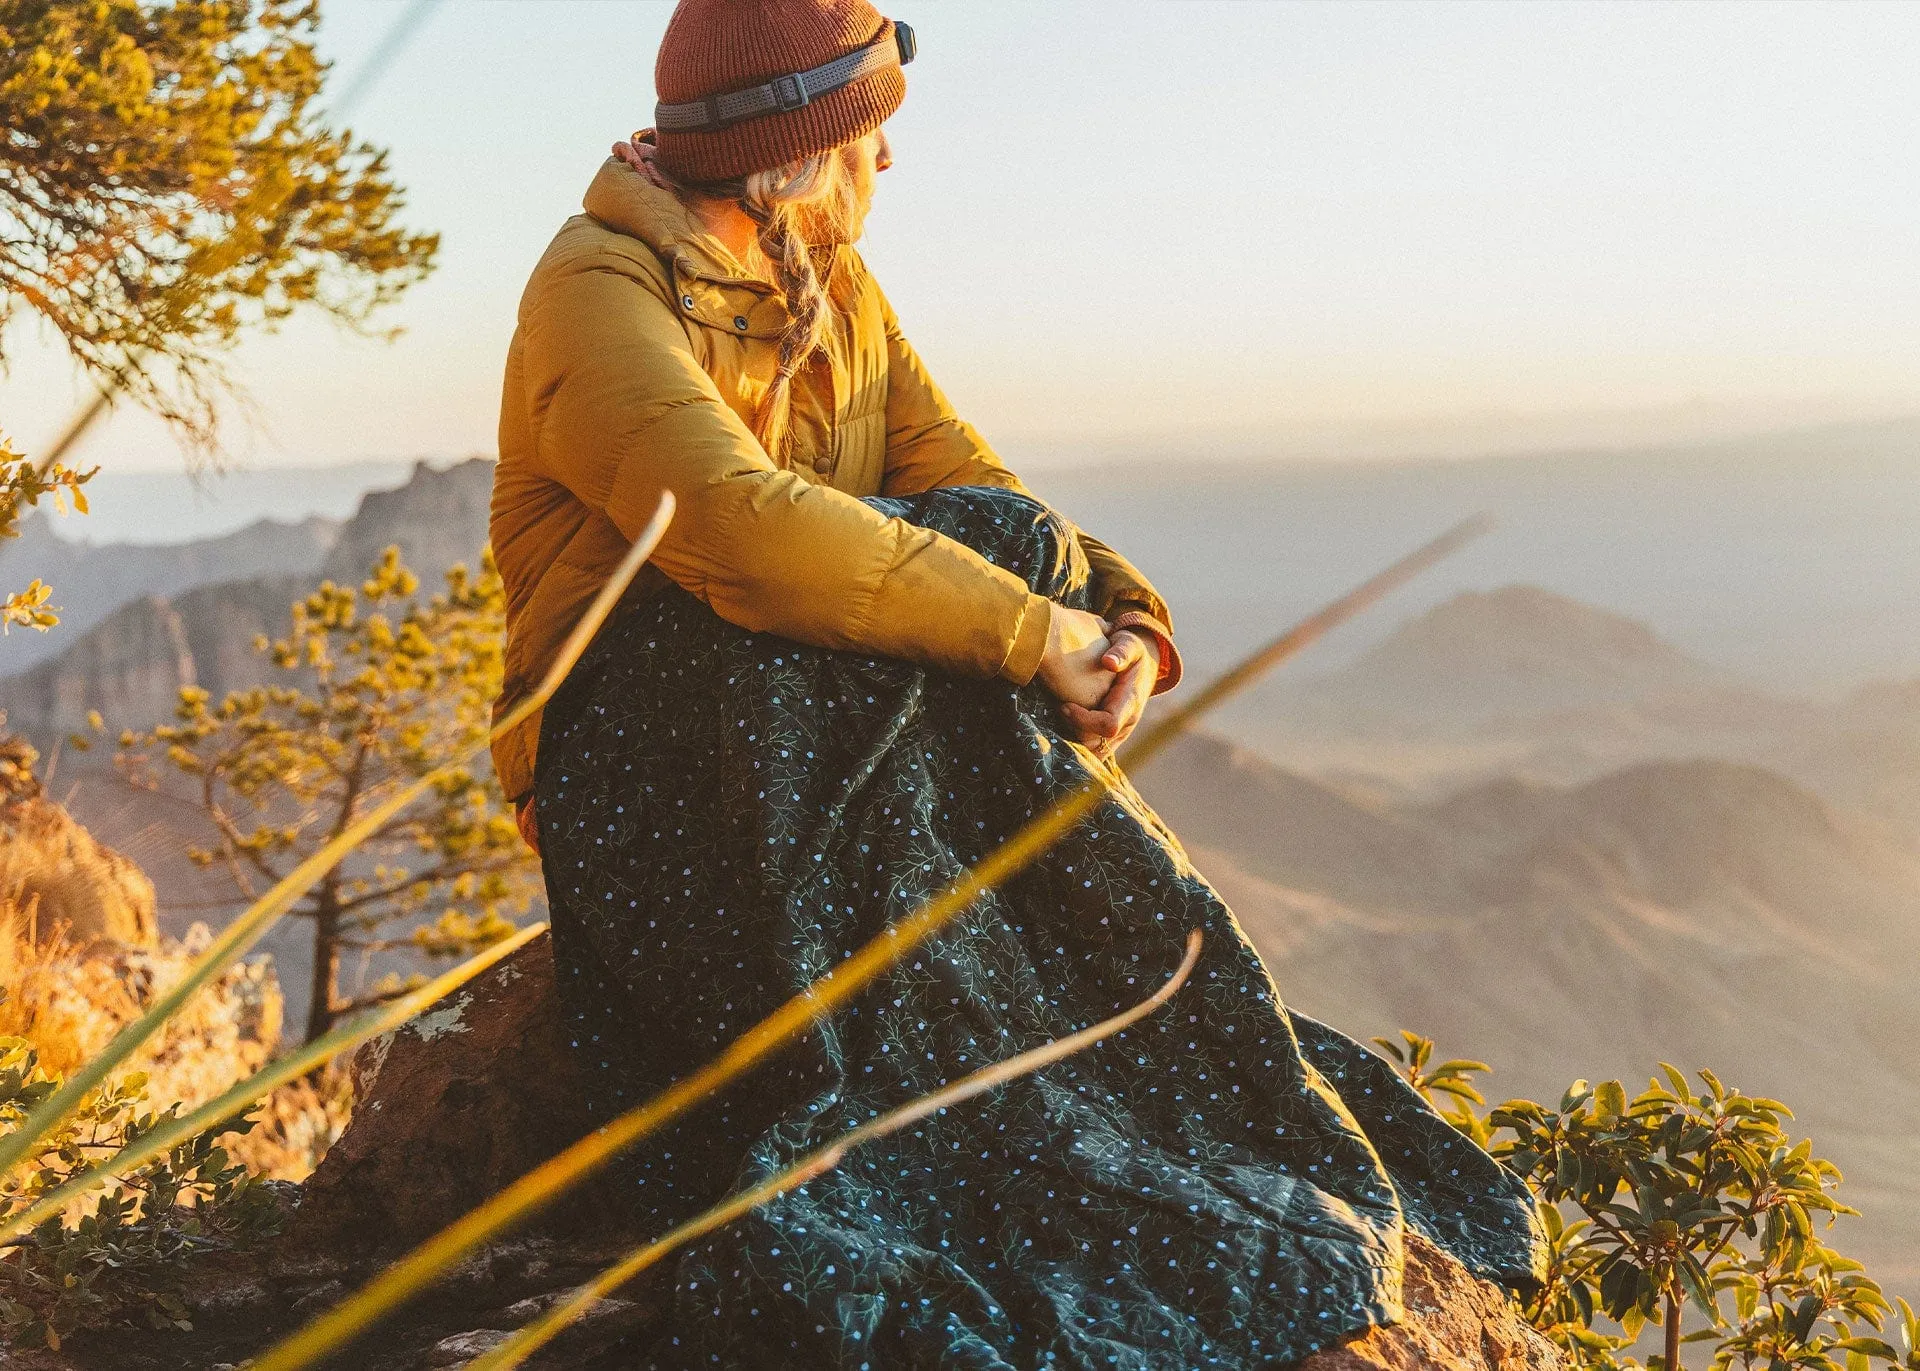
489,1 -> 1543,1364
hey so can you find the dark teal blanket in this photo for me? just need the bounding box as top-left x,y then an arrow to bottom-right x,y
535,486 -> 1543,1369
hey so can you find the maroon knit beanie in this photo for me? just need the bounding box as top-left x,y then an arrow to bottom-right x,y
653,0 -> 907,183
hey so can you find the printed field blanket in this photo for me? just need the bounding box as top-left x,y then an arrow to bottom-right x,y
534,485 -> 1544,1369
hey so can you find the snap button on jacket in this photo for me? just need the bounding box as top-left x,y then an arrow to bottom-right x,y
489,157 -> 1169,804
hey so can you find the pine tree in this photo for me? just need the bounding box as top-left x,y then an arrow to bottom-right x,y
0,0 -> 438,449
118,549 -> 538,1042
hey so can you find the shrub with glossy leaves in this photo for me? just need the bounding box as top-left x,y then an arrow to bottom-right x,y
1379,1032 -> 1917,1371
0,1030 -> 283,1351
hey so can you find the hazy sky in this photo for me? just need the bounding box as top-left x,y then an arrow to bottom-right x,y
6,0 -> 1919,471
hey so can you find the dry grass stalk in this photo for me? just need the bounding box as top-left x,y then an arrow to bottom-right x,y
0,896 -> 348,1194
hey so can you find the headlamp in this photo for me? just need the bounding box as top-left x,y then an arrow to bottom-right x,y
656,18 -> 919,135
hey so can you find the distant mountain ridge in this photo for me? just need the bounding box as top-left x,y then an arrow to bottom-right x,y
1348,584 -> 1716,705
17,416 -> 1920,692
1133,732 -> 1920,1290
1243,583 -> 1778,727
0,458 -> 496,755
1213,583 -> 1902,824
12,451 -> 1920,842
1031,418 -> 1920,693
12,449 -> 1920,835
23,459 -> 417,545
0,510 -> 338,673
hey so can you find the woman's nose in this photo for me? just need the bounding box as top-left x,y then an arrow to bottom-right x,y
875,130 -> 893,173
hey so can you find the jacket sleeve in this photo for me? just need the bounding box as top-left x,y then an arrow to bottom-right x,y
1073,531 -> 1173,628
875,284 -> 1175,631
521,249 -> 1051,684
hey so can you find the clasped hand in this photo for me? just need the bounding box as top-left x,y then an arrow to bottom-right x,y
1035,604 -> 1159,758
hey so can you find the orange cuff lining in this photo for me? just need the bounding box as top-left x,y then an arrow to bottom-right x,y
1109,610 -> 1182,695
516,796 -> 542,856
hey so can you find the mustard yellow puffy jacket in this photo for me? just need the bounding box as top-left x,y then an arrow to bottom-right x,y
490,158 -> 1169,805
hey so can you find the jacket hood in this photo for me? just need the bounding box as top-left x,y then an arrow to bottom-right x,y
581,155 -> 778,292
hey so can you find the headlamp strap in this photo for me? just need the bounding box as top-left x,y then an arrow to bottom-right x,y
656,22 -> 916,135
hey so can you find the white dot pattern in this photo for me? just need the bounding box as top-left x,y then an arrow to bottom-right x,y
535,489 -> 1545,1368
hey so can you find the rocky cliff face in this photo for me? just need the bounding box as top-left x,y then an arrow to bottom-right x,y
0,574 -> 309,751
0,511 -> 338,675
319,457 -> 494,586
0,457 -> 496,755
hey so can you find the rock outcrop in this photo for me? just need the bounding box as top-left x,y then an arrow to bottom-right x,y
319,456 -> 494,587
288,930 -> 594,1254
1316,1235 -> 1564,1370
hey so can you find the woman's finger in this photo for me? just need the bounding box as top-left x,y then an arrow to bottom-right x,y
1099,631 -> 1146,675
1096,659 -> 1148,715
1099,664 -> 1151,745
1059,702 -> 1121,741
1060,701 -> 1120,736
1061,704 -> 1120,756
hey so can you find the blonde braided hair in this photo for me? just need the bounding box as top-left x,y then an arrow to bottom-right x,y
653,143 -> 860,461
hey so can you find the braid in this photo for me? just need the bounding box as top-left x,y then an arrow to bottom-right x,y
738,189 -> 831,462
649,142 -> 854,464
